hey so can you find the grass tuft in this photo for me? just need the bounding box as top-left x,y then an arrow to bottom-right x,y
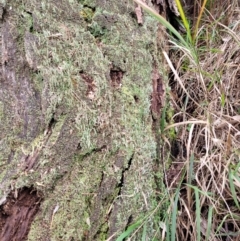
131,0 -> 240,240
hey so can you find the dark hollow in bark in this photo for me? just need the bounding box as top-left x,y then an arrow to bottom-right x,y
0,187 -> 42,241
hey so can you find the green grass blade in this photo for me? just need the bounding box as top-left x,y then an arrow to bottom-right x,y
221,93 -> 226,107
171,188 -> 180,241
174,0 -> 192,43
206,206 -> 213,241
194,188 -> 201,241
216,215 -> 228,233
166,218 -> 170,241
229,170 -> 240,209
116,219 -> 142,241
188,153 -> 194,185
193,0 -> 208,42
142,223 -> 147,241
233,161 -> 240,174
132,0 -> 189,47
186,184 -> 213,198
233,174 -> 240,183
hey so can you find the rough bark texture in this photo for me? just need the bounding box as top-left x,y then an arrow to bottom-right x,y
0,0 -> 168,240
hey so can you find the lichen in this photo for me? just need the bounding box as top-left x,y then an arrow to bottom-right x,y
0,0 -> 167,240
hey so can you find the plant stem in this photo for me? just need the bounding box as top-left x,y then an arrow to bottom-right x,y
193,0 -> 208,42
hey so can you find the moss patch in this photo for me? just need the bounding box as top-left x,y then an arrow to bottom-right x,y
0,0 -> 168,240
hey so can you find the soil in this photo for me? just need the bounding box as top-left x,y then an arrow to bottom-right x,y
0,187 -> 42,241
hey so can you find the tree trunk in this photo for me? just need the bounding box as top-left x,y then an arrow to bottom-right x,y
0,0 -> 169,240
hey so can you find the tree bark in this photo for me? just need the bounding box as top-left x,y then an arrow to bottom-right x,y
0,0 -> 169,240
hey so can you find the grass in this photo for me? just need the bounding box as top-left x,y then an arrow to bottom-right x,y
118,0 -> 240,240
115,219 -> 143,241
132,0 -> 190,48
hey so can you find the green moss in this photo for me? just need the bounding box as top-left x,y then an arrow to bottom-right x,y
79,6 -> 95,22
1,0 -> 168,240
166,104 -> 177,140
0,101 -> 3,121
99,222 -> 109,240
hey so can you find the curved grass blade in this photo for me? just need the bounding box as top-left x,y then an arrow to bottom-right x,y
142,223 -> 147,241
229,169 -> 240,209
193,0 -> 208,42
171,188 -> 180,241
116,219 -> 142,241
174,0 -> 192,43
206,205 -> 213,241
194,188 -> 201,241
132,0 -> 189,48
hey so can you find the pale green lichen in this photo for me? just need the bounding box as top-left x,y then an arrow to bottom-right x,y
0,0 -> 168,240
0,101 -> 3,121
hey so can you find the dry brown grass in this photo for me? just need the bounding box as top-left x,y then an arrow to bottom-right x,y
163,1 -> 240,240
